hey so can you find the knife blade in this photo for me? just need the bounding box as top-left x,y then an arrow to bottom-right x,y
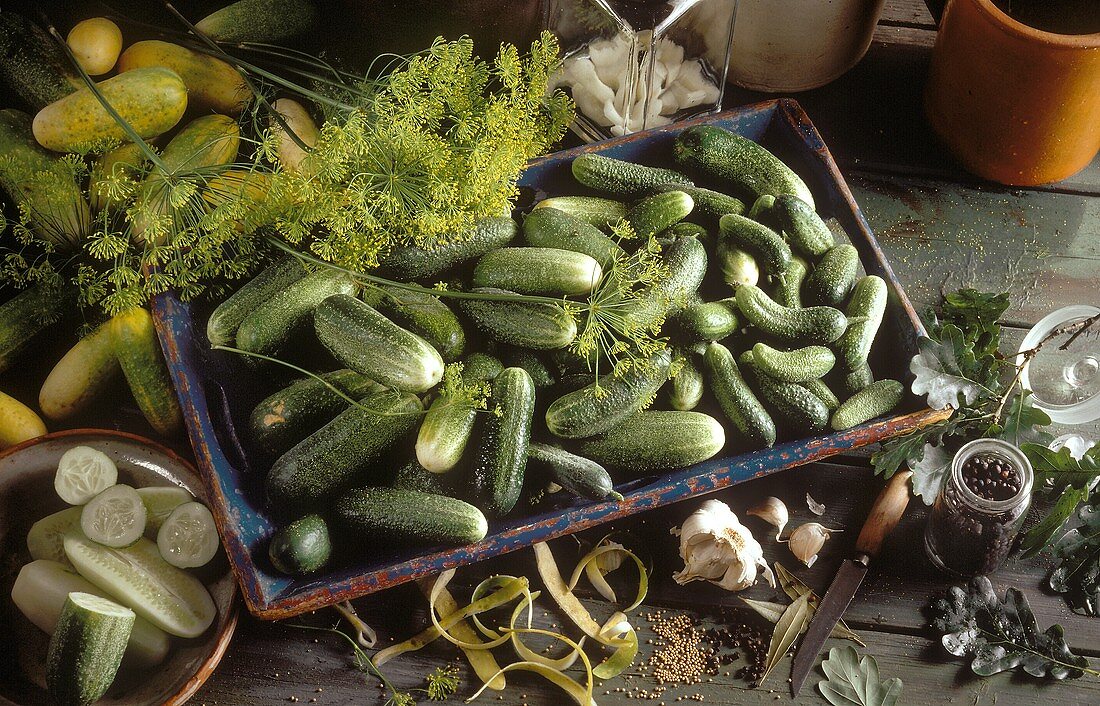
789,469 -> 913,696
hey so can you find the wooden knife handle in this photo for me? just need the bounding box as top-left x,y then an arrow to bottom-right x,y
855,470 -> 913,558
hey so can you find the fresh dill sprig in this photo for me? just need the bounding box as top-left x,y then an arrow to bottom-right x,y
424,664 -> 460,701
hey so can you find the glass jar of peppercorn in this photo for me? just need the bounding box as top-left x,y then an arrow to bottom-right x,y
924,438 -> 1034,576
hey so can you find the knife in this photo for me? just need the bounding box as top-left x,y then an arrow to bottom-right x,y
789,469 -> 914,696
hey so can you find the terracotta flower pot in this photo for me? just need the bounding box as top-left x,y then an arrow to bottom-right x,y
924,0 -> 1100,186
726,0 -> 887,92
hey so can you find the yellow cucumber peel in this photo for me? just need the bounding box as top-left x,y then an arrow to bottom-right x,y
419,578 -> 506,691
467,628 -> 595,706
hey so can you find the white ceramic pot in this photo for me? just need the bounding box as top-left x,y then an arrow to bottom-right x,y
727,0 -> 887,91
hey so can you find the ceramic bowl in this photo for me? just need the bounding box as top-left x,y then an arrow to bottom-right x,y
0,430 -> 238,706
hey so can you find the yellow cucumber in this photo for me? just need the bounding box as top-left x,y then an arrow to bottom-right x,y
66,18 -> 123,76
271,97 -> 318,172
0,390 -> 46,449
109,308 -> 182,436
118,40 -> 252,116
202,169 -> 272,233
32,67 -> 188,152
132,114 -> 241,242
89,142 -> 147,212
39,322 -> 121,421
0,109 -> 90,249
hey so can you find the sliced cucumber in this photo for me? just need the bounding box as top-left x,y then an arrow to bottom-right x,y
27,506 -> 82,563
136,485 -> 193,537
12,560 -> 170,669
157,501 -> 219,569
63,534 -> 216,638
46,592 -> 134,706
54,446 -> 117,505
81,484 -> 147,548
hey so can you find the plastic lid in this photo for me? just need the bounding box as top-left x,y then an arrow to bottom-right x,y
1018,305 -> 1100,425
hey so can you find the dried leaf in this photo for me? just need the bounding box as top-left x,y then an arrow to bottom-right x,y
774,563 -> 863,645
817,645 -> 903,706
806,493 -> 825,516
740,598 -> 862,645
759,592 -> 812,685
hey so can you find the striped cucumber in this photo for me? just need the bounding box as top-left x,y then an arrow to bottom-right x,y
571,153 -> 693,197
235,269 -> 356,357
653,184 -> 745,225
579,411 -> 725,473
206,255 -> 307,347
473,247 -> 602,296
471,367 -> 535,517
522,207 -> 626,266
704,342 -> 775,447
334,486 -> 488,545
459,288 -> 577,350
0,282 -> 72,373
375,285 -> 466,362
45,592 -> 134,706
668,352 -> 704,411
109,308 -> 182,436
626,190 -> 694,239
674,299 -> 739,342
416,391 -> 478,474
532,196 -> 627,230
379,217 -> 517,280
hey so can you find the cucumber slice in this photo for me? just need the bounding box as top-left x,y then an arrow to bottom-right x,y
54,446 -> 117,505
63,534 -> 216,638
81,484 -> 147,548
12,559 -> 171,668
157,501 -> 219,569
136,485 -> 193,537
46,592 -> 134,706
27,506 -> 82,563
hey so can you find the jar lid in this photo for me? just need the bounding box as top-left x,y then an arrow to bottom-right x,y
1018,305 -> 1100,425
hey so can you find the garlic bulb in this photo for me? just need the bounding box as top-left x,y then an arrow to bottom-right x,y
746,496 -> 788,540
787,522 -> 841,568
670,499 -> 774,592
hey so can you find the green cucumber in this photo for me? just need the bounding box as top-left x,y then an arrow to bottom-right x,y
831,379 -> 904,430
532,196 -> 627,230
392,460 -> 451,495
842,360 -> 875,394
27,507 -> 83,564
195,0 -> 318,42
579,411 -> 725,473
459,288 -> 577,350
206,255 -> 307,347
804,244 -> 860,306
335,487 -> 488,545
747,194 -> 776,221
673,125 -> 815,208
62,534 -> 216,638
376,285 -> 465,362
571,153 -> 692,197
715,241 -> 759,289
528,443 -> 620,502
751,342 -> 835,383
773,255 -> 808,309
235,269 -> 356,356
718,213 -> 791,275
664,222 -> 709,242
704,342 -> 775,447
0,282 -> 72,374
740,350 -> 830,434
503,348 -> 557,389
268,514 -> 331,575
249,369 -> 383,456
471,367 -> 535,517
46,592 -> 134,706
627,190 -> 694,239
461,352 -> 504,383
675,299 -> 739,342
315,294 -> 444,392
110,307 -> 182,436
773,194 -> 834,258
622,235 -> 708,329
39,322 -> 121,422
379,217 -> 517,280
836,275 -> 888,370
523,207 -> 626,266
12,560 -> 169,669
266,389 -> 422,509
735,284 -> 847,344
800,378 -> 840,411
654,184 -> 745,225
0,12 -> 80,110
473,247 -> 602,296
668,352 -> 704,411
416,391 -> 478,473
545,348 -> 671,439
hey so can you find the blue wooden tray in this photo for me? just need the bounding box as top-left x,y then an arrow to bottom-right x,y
152,98 -> 947,619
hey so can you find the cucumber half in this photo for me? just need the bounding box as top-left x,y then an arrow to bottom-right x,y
63,534 -> 216,638
81,484 -> 147,548
54,446 -> 117,505
46,592 -> 134,706
157,501 -> 219,569
27,506 -> 82,563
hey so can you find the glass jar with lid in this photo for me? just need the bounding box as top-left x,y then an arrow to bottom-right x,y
546,0 -> 738,142
924,438 -> 1034,576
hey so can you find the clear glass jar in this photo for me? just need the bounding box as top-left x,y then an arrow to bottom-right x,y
547,0 -> 738,142
924,438 -> 1034,576
1018,304 -> 1100,425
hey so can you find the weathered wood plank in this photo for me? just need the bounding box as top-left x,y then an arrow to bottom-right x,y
882,0 -> 936,26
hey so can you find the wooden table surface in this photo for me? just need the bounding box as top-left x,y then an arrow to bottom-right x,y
7,1 -> 1099,704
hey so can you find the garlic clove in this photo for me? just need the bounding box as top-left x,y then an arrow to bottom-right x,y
746,496 -> 788,540
787,522 -> 842,568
